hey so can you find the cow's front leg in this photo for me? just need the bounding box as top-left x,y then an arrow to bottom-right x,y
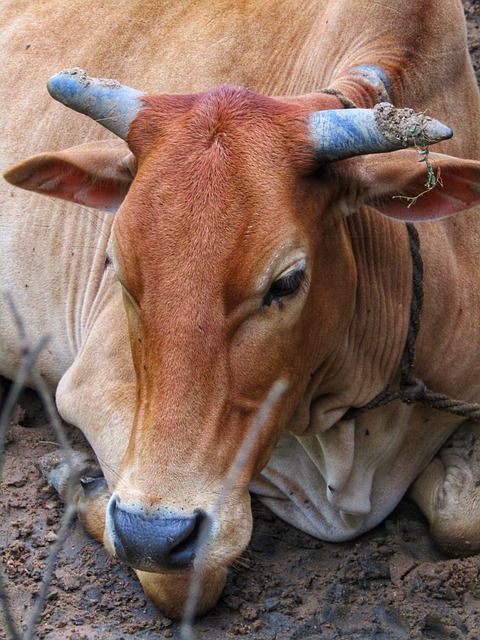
39,451 -> 110,544
409,421 -> 480,556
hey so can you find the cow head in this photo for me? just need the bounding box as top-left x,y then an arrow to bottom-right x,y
5,69 -> 480,617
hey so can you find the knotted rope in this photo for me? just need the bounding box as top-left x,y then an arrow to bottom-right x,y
319,87 -> 359,109
342,223 -> 480,422
316,85 -> 480,422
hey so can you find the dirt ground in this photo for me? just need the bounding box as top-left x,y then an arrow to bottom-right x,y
2,4 -> 480,640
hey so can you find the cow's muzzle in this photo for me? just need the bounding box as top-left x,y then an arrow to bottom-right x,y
106,496 -> 209,572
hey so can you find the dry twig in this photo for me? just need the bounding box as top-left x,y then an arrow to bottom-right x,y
180,379 -> 288,640
0,292 -> 81,640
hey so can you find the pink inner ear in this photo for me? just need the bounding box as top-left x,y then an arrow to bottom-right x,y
9,157 -> 131,213
373,163 -> 480,222
43,163 -> 131,212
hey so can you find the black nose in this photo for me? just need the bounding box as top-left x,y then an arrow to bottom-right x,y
108,498 -> 208,572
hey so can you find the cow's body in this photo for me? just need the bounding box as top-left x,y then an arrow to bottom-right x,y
2,0 -> 480,618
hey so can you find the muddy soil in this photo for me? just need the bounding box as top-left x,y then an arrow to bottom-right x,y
2,4 -> 480,640
465,0 -> 480,77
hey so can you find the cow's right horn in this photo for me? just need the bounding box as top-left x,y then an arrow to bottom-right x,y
309,103 -> 453,163
47,68 -> 144,139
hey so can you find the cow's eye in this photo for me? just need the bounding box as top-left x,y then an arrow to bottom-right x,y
263,263 -> 307,308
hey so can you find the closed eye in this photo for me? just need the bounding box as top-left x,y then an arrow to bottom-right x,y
263,264 -> 308,309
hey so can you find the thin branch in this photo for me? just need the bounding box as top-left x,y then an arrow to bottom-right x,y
0,335 -> 49,479
0,292 -> 81,640
0,569 -> 22,640
180,379 -> 288,640
23,502 -> 78,640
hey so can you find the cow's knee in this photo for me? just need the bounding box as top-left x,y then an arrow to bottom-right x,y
39,450 -> 110,544
410,422 -> 480,556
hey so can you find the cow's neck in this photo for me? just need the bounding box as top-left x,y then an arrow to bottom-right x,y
291,209 -> 413,436
301,65 -> 413,429
341,223 -> 423,422
345,209 -> 413,401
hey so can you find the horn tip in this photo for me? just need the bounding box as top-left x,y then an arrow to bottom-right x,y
373,103 -> 453,147
47,68 -> 88,97
429,122 -> 453,143
46,68 -> 144,139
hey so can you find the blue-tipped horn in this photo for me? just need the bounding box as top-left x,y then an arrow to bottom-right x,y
47,68 -> 144,139
309,102 -> 453,163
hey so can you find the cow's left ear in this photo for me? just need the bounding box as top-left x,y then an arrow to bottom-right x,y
343,150 -> 480,221
3,139 -> 136,213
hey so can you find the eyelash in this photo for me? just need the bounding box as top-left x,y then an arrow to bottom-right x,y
262,268 -> 308,308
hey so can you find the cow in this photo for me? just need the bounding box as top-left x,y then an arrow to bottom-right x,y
2,0 -> 480,620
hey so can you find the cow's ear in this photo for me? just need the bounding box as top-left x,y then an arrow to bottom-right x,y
3,140 -> 136,213
344,150 -> 480,221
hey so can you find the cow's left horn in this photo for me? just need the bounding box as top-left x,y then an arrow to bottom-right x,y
47,68 -> 144,139
309,103 -> 453,163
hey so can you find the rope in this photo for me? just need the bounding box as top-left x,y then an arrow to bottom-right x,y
316,85 -> 480,423
317,87 -> 359,109
342,223 -> 480,422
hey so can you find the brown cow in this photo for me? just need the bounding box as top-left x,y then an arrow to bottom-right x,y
2,0 -> 480,619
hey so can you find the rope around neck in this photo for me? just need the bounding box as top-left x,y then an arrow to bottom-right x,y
316,86 -> 480,422
318,87 -> 359,109
342,223 -> 480,422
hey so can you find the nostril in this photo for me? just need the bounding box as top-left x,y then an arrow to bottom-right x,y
172,509 -> 209,556
108,497 -> 209,572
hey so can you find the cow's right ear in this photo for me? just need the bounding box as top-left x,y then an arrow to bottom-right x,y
3,139 -> 136,213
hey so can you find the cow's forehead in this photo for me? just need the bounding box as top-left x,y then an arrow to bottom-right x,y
113,87 -> 318,289
125,84 -> 319,183
112,174 -> 311,309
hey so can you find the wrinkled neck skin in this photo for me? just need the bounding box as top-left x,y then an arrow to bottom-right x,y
286,72 -> 412,437
290,211 -> 411,437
